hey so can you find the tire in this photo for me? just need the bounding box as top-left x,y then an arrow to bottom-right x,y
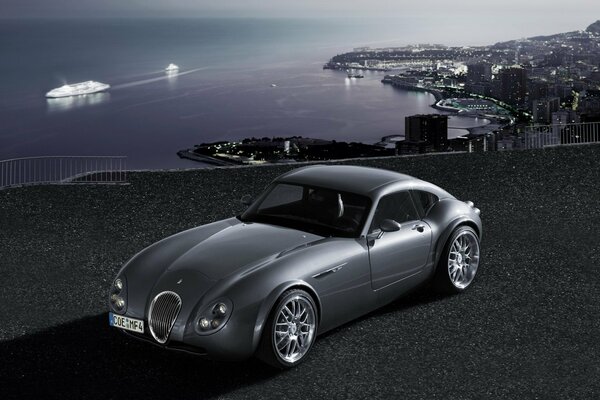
257,289 -> 318,369
433,225 -> 481,294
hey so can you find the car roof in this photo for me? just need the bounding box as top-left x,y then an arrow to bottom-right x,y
275,165 -> 417,196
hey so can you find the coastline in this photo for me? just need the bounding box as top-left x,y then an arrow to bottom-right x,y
381,76 -> 445,104
176,150 -> 238,166
381,75 -> 510,136
178,75 -> 501,167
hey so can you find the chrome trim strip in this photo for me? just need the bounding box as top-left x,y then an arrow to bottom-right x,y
312,262 -> 347,279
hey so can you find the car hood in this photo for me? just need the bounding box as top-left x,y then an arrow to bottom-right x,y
159,219 -> 322,280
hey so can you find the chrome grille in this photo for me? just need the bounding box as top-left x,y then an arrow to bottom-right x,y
148,291 -> 182,344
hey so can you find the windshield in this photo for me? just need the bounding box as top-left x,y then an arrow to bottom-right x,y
240,183 -> 371,238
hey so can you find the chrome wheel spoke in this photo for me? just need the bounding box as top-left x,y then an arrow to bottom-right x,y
283,306 -> 294,320
277,335 -> 289,350
274,295 -> 316,363
299,304 -> 306,318
447,231 -> 480,289
300,310 -> 308,322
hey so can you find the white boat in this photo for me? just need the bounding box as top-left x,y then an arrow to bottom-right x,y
46,81 -> 110,98
165,63 -> 179,72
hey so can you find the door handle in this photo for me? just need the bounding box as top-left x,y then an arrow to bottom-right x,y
412,224 -> 425,233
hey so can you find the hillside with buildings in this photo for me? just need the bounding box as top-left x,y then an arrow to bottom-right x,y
326,20 -> 600,132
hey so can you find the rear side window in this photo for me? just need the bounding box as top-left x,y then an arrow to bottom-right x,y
411,190 -> 439,216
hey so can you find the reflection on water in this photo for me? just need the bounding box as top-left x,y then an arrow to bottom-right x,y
166,70 -> 178,88
448,115 -> 491,129
344,75 -> 364,92
46,92 -> 110,113
111,68 -> 204,90
448,128 -> 470,139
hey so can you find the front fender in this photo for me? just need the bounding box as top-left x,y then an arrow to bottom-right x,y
250,280 -> 321,351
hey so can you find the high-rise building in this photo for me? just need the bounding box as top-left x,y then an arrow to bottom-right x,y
549,84 -> 574,100
532,97 -> 560,124
529,80 -> 549,101
466,62 -> 493,96
552,109 -> 580,125
577,90 -> 600,121
551,110 -> 582,144
399,114 -> 449,154
466,62 -> 492,85
496,67 -> 528,107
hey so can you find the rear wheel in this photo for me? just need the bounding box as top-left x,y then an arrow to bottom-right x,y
257,289 -> 318,369
434,226 -> 480,293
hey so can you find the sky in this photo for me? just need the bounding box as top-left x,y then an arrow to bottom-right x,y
1,0 -> 598,44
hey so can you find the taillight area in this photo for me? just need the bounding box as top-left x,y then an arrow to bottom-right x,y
465,200 -> 481,215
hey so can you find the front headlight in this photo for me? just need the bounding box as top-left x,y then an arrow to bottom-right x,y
195,298 -> 233,335
109,276 -> 127,313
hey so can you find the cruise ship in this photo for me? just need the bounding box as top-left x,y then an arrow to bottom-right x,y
165,63 -> 179,72
46,81 -> 110,98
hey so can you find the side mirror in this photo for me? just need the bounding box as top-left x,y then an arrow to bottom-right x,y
366,219 -> 401,242
240,195 -> 253,206
380,219 -> 401,232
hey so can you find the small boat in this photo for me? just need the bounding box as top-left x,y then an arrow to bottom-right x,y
271,84 -> 277,87
45,81 -> 110,98
347,73 -> 365,79
165,63 -> 179,72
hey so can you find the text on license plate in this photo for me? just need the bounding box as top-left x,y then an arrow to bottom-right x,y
109,312 -> 144,334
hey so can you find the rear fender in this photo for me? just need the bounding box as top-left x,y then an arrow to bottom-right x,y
425,199 -> 482,273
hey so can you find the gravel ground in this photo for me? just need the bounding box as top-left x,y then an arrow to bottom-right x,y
1,145 -> 599,399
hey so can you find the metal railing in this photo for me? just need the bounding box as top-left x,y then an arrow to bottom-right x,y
0,156 -> 127,190
523,122 -> 600,149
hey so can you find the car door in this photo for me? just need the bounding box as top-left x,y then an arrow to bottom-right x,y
367,190 -> 432,291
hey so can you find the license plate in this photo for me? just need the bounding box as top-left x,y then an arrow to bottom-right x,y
109,312 -> 144,334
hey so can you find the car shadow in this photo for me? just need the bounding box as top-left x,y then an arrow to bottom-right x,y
0,314 -> 278,399
0,288 -> 447,399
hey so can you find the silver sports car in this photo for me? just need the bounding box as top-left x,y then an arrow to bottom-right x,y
109,165 -> 482,368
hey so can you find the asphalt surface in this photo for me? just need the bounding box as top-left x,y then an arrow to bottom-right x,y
1,145 -> 599,399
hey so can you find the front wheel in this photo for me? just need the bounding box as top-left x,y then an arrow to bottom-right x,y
434,226 -> 481,293
257,289 -> 318,369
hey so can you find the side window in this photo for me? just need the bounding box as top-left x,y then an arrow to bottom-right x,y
411,190 -> 439,216
370,191 -> 419,231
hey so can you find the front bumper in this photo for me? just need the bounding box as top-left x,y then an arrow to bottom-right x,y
112,306 -> 259,362
121,329 -> 209,357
